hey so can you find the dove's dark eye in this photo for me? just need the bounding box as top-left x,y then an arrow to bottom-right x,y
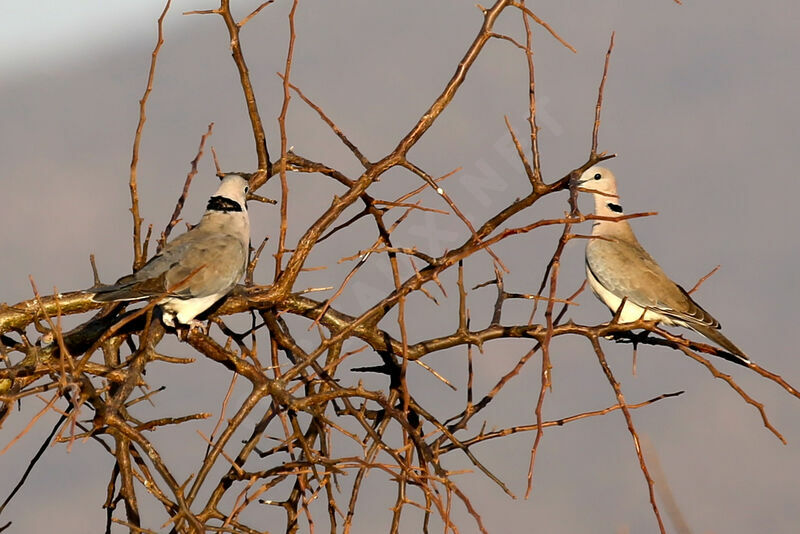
594,173 -> 602,180
244,186 -> 249,193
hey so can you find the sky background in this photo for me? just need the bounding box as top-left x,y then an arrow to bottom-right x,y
1,1 -> 799,533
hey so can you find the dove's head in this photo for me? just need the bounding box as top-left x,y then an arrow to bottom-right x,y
210,174 -> 250,210
572,166 -> 627,220
201,174 -> 251,239
573,166 -> 619,198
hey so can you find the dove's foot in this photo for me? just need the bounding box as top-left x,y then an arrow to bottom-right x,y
187,319 -> 210,335
174,321 -> 209,341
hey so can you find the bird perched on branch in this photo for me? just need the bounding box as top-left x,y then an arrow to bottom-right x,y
90,174 -> 251,329
572,166 -> 749,364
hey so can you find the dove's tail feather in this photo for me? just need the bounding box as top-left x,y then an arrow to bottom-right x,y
89,270 -> 171,302
90,280 -> 154,303
690,323 -> 750,365
91,288 -> 145,303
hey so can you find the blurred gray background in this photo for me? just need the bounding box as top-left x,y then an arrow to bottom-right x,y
1,1 -> 799,532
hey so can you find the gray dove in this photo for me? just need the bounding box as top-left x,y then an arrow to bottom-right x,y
573,166 -> 749,364
91,174 -> 250,329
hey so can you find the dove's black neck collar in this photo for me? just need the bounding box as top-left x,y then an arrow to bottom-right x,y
207,196 -> 243,212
